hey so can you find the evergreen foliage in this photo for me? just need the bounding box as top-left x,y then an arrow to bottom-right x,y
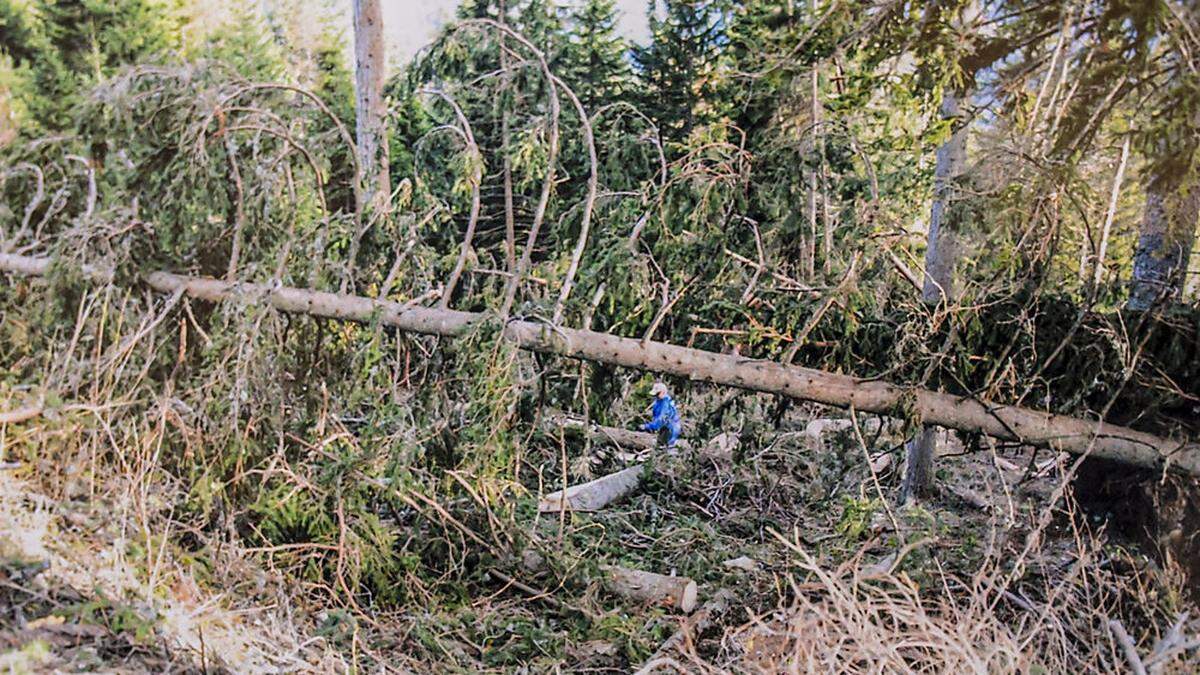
632,0 -> 728,146
562,0 -> 631,111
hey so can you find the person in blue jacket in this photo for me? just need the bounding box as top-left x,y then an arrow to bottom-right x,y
640,382 -> 681,448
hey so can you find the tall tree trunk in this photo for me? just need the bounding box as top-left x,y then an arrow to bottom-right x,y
920,91 -> 968,304
351,0 -> 390,226
902,88 -> 969,504
807,60 -> 820,279
1128,176 -> 1199,311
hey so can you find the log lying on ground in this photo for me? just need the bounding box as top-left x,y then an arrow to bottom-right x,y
0,404 -> 44,425
538,427 -> 734,512
3,254 -> 1196,476
543,410 -> 693,453
544,410 -> 658,450
521,549 -> 697,613
539,464 -> 644,512
604,565 -> 698,613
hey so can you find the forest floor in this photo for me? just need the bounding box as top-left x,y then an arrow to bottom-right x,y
2,396 -> 1198,673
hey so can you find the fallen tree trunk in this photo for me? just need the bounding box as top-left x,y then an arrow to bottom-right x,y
539,464 -> 644,512
543,410 -> 693,453
3,254 -> 1196,475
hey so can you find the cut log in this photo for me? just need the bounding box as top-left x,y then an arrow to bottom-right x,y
3,254 -> 1196,476
545,411 -> 658,451
539,464 -> 644,512
603,566 -> 697,614
722,556 -> 760,573
545,411 -> 693,453
520,550 -> 697,614
0,404 -> 43,425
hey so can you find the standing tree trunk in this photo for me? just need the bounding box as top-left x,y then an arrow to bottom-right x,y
346,0 -> 391,291
1127,176 -> 1199,311
498,0 -> 518,279
920,90 -> 968,303
806,59 -> 820,280
901,88 -> 969,504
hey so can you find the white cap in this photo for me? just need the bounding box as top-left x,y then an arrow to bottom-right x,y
651,382 -> 669,397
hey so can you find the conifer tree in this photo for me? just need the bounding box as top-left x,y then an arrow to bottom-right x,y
563,0 -> 630,112
632,0 -> 726,146
6,0 -> 180,132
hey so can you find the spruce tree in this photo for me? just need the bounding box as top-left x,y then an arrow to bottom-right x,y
563,0 -> 630,112
632,0 -> 726,146
24,0 -> 181,131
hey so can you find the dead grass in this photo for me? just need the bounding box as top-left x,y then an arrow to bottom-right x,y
0,463 -> 345,672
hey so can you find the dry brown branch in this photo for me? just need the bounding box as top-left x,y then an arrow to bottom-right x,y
223,134 -> 247,281
636,589 -> 734,672
1,162 -> 45,253
1109,618 -> 1148,675
64,155 -> 97,221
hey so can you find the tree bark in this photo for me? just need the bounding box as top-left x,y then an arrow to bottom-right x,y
3,254 -> 1195,476
352,0 -> 390,219
921,90 -> 968,304
539,464 -> 644,512
498,0 -> 518,278
904,88 -> 970,503
545,410 -> 660,450
604,566 -> 698,613
1128,177 -> 1199,311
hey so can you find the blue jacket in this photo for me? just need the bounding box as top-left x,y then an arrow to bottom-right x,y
642,395 -> 681,437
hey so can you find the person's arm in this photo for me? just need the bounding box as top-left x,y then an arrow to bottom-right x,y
641,404 -> 667,431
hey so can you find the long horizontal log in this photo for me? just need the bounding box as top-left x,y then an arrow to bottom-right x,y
4,254 -> 1197,475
